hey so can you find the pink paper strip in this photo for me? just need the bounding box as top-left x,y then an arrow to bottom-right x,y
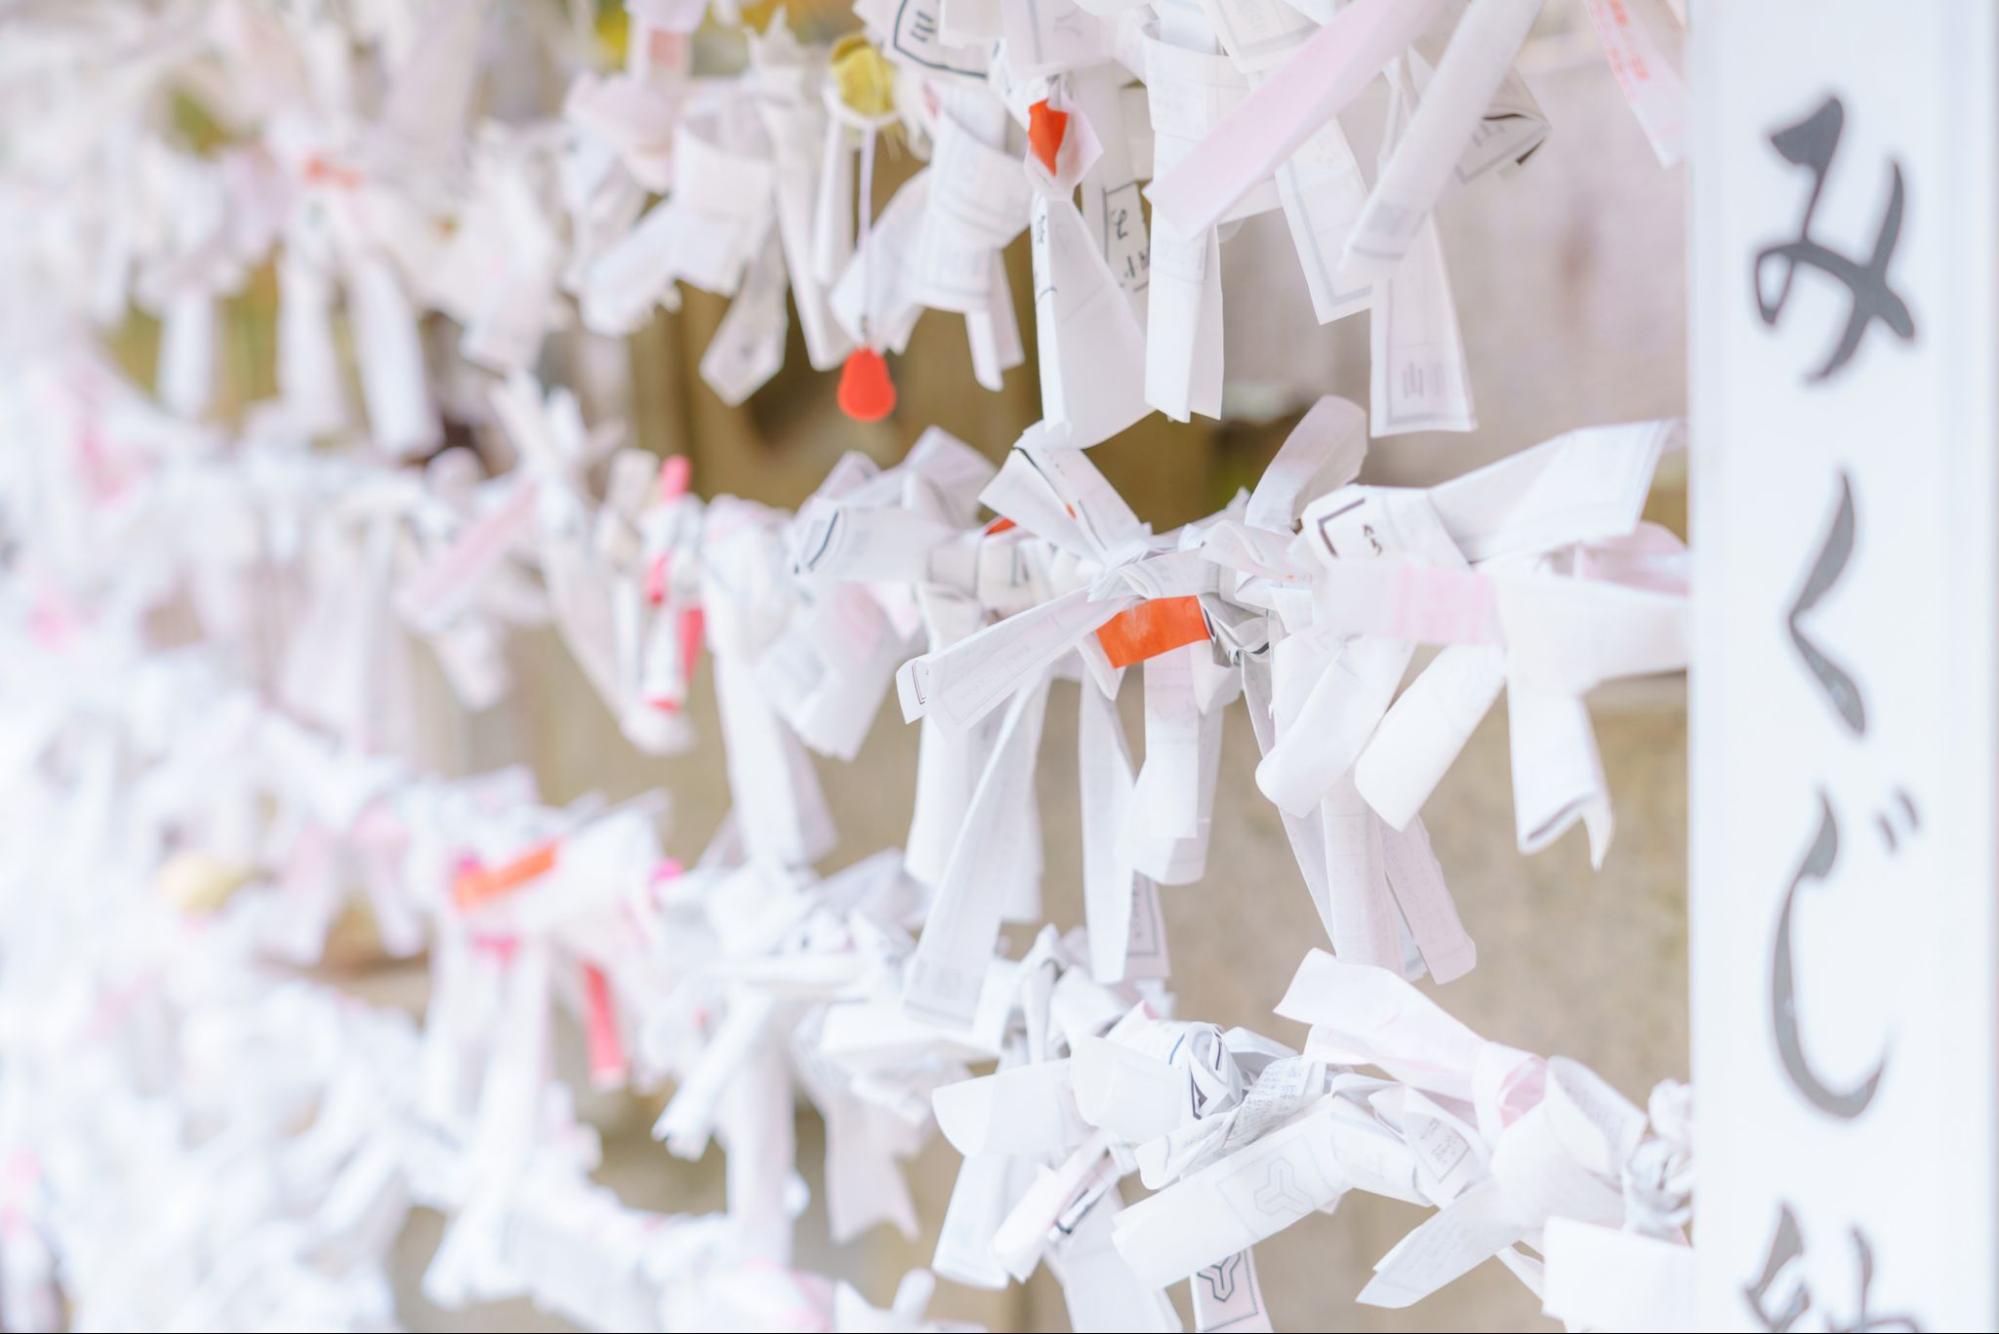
1145,0 -> 1446,236
582,962 -> 628,1087
398,478 -> 542,630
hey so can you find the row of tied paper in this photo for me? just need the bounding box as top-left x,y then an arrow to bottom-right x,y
0,0 -> 1683,451
0,330 -> 1690,1330
0,0 -> 1693,1329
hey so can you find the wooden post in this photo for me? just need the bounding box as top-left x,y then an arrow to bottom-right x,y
1692,6 -> 1999,1329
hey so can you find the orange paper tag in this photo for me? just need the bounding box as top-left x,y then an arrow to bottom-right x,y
1095,595 -> 1210,669
1028,99 -> 1070,175
452,840 -> 559,911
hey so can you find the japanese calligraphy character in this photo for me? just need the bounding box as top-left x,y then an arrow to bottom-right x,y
1828,1227 -> 1920,1332
1771,790 -> 1885,1119
1744,1203 -> 1812,1331
1743,1203 -> 1922,1332
1754,96 -> 1916,382
1098,181 -> 1149,295
1787,470 -> 1865,736
1873,787 -> 1919,853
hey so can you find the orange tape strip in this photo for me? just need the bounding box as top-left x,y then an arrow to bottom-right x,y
452,839 -> 559,911
1095,595 -> 1210,670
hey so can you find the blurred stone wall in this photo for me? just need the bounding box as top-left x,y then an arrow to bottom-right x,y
370,13 -> 1690,1333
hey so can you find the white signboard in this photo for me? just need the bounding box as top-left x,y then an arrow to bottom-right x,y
1693,7 -> 1999,1330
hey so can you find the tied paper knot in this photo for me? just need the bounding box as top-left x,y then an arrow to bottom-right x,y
1073,1015 -> 1318,1190
895,438 -> 1195,734
1620,1079 -> 1693,1239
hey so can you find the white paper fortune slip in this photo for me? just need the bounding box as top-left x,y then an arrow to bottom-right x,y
0,2 -> 1713,1330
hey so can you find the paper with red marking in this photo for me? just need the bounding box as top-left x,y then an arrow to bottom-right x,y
452,839 -> 559,911
1581,0 -> 1686,168
1095,595 -> 1209,669
1028,100 -> 1069,175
